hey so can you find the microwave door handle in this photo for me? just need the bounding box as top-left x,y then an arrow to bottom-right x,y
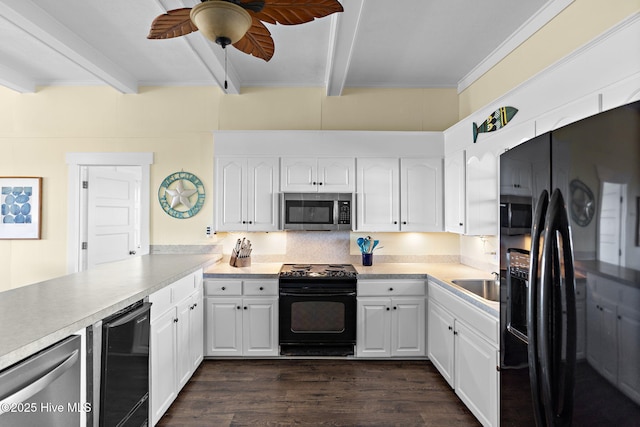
528,190 -> 548,427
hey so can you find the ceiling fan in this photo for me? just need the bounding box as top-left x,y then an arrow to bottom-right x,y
148,0 -> 344,62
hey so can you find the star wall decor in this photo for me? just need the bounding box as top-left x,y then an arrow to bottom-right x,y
158,171 -> 205,219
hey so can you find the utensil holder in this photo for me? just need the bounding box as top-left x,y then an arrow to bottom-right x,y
362,253 -> 373,266
229,250 -> 251,267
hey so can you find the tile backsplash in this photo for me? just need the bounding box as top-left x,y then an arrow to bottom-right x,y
209,231 -> 461,265
151,232 -> 499,273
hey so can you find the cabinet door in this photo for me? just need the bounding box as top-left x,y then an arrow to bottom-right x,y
176,297 -> 192,390
454,321 -> 499,427
215,157 -> 247,231
618,306 -> 640,403
356,158 -> 400,231
465,148 -> 498,236
391,298 -> 425,357
247,157 -> 279,231
500,158 -> 532,196
427,300 -> 455,387
189,290 -> 204,372
242,298 -> 278,356
318,157 -> 355,192
204,297 -> 243,356
357,298 -> 391,357
400,158 -> 443,232
444,150 -> 465,233
281,157 -> 316,192
585,292 -> 620,379
150,308 -> 178,426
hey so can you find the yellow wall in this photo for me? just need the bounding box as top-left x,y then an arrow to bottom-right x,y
0,85 -> 458,290
459,0 -> 640,118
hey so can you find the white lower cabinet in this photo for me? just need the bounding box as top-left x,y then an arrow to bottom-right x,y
149,270 -> 203,426
204,279 -> 278,357
586,273 -> 640,405
427,281 -> 498,427
357,280 -> 426,358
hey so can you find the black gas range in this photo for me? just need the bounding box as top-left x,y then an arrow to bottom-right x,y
278,264 -> 357,356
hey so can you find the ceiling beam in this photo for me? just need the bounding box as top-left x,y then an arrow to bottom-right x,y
163,0 -> 241,94
0,0 -> 138,93
325,0 -> 364,96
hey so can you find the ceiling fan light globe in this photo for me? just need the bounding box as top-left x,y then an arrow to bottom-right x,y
190,1 -> 252,45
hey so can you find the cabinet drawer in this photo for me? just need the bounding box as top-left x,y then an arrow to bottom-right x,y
205,280 -> 242,296
243,280 -> 278,296
429,281 -> 498,345
172,273 -> 196,303
358,280 -> 425,296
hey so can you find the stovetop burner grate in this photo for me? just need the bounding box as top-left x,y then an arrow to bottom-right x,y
279,263 -> 357,280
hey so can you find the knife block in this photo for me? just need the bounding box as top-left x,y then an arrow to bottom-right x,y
229,250 -> 251,267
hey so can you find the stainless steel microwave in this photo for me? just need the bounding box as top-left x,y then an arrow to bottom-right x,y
280,193 -> 352,231
500,196 -> 532,235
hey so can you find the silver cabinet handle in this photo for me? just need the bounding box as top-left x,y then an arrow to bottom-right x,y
0,349 -> 79,414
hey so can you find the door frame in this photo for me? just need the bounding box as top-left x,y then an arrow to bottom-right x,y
66,152 -> 154,273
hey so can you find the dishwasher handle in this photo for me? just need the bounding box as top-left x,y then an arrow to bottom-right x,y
0,349 -> 79,414
106,302 -> 151,329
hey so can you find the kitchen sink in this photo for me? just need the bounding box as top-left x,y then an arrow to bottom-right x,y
451,279 -> 500,302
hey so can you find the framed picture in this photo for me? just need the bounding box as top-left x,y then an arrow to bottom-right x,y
0,177 -> 42,239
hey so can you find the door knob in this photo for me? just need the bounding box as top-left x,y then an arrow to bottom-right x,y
129,250 -> 136,255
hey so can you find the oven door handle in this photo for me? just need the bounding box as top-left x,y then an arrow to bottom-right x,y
279,291 -> 356,297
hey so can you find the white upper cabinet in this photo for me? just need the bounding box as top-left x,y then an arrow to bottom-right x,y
445,150 -> 466,234
600,73 -> 640,112
357,157 -> 443,232
357,158 -> 400,231
465,145 -> 498,236
400,158 -> 444,232
215,157 -> 279,232
281,157 -> 355,192
535,95 -> 600,136
499,157 -> 532,197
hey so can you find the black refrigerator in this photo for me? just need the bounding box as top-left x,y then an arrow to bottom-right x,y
499,100 -> 640,426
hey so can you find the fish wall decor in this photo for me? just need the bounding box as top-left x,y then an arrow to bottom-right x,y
473,106 -> 518,142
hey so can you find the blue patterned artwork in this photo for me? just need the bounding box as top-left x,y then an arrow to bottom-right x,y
1,186 -> 33,224
0,177 -> 42,239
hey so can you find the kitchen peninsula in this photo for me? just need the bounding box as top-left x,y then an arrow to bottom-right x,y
0,254 -> 218,371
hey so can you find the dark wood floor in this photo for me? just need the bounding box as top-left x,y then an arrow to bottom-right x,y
157,359 -> 480,426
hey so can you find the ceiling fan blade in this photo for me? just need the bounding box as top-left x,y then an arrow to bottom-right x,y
233,18 -> 275,62
253,0 -> 343,25
147,8 -> 198,39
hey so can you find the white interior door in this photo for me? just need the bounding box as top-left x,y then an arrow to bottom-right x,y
86,167 -> 140,269
598,182 -> 626,266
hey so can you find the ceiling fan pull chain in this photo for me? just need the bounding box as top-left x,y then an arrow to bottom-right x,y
224,46 -> 228,90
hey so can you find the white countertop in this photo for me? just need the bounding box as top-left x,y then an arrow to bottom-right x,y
0,254 -> 218,371
205,261 -> 283,277
205,260 -> 499,317
2,258 -> 498,370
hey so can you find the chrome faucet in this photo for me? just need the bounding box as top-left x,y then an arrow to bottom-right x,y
491,271 -> 500,281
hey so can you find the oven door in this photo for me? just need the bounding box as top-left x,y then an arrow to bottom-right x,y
506,273 -> 528,343
279,289 -> 356,346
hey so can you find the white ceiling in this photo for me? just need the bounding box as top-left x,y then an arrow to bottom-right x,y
0,0 -> 568,96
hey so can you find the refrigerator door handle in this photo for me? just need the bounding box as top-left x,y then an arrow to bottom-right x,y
542,189 -> 577,426
538,191 -> 556,426
528,189 -> 549,427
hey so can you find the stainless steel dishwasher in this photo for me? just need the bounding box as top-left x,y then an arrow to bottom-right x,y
0,335 -> 82,427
